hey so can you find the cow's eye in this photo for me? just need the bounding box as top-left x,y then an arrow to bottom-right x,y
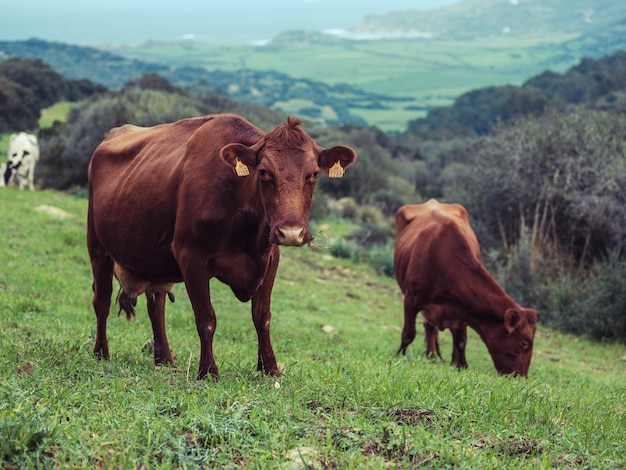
520,340 -> 530,350
258,169 -> 274,183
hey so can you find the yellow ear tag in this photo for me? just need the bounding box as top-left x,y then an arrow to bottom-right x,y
235,158 -> 250,177
328,160 -> 344,178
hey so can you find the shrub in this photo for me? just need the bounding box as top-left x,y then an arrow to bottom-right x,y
329,238 -> 361,261
365,244 -> 395,277
540,253 -> 626,343
328,197 -> 359,219
366,189 -> 407,217
349,223 -> 392,248
310,191 -> 331,221
486,227 -> 547,310
358,205 -> 385,225
459,107 -> 626,264
0,78 -> 40,132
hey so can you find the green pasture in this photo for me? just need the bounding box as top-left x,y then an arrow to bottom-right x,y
38,102 -> 79,129
1,188 -> 625,468
112,33 -> 582,131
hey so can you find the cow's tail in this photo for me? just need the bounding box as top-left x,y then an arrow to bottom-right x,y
116,288 -> 137,320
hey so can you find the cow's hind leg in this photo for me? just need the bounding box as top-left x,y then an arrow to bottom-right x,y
88,234 -> 114,360
146,292 -> 174,366
397,295 -> 420,355
450,326 -> 468,369
424,322 -> 442,361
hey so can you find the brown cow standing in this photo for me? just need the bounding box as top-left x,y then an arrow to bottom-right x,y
394,199 -> 536,376
87,114 -> 356,380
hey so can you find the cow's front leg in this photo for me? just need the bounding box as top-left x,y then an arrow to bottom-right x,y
146,292 -> 174,365
187,281 -> 218,380
177,250 -> 218,380
251,250 -> 280,375
450,326 -> 468,369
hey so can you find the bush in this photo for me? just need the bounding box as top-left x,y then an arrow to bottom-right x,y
366,189 -> 407,217
327,197 -> 359,219
0,78 -> 40,132
486,227 -> 547,310
349,222 -> 392,248
310,191 -> 331,221
358,205 -> 385,225
458,107 -> 626,264
542,255 -> 626,343
329,238 -> 361,261
365,243 -> 395,277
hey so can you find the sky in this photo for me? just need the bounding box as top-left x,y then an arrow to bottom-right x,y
1,0 -> 459,46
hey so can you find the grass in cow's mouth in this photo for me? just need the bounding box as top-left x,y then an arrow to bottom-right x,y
1,188 -> 625,469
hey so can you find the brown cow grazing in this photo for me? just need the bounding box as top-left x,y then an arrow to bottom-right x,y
394,199 -> 537,376
87,114 -> 357,380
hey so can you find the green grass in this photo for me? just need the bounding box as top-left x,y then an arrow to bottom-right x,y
1,188 -> 625,468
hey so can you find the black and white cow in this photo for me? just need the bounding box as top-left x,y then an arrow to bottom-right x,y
2,132 -> 40,190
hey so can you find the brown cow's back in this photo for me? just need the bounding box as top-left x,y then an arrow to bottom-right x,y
394,200 -> 481,299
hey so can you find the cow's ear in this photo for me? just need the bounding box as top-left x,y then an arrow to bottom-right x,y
318,145 -> 357,178
504,308 -> 521,333
220,143 -> 257,177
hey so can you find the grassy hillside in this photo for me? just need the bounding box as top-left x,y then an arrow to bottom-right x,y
1,188 -> 625,468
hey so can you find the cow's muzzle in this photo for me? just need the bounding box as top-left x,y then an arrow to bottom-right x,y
273,225 -> 309,246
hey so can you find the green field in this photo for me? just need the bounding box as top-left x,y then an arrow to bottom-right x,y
111,33 -> 582,131
38,102 -> 80,129
1,188 -> 625,468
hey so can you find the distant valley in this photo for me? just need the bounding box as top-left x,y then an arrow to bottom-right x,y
2,0 -> 626,131
99,0 -> 626,130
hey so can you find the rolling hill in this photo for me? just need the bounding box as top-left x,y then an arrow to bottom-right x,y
353,0 -> 626,45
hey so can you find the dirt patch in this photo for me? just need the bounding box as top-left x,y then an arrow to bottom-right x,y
35,204 -> 73,218
368,408 -> 438,428
474,434 -> 542,457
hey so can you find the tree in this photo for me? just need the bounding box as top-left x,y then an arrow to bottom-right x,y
0,57 -> 106,132
0,78 -> 40,132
